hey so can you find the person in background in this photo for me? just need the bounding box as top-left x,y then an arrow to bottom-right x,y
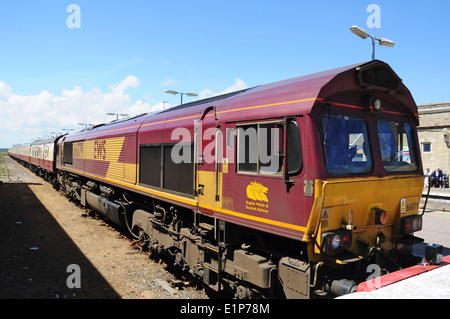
431,167 -> 444,188
424,168 -> 431,187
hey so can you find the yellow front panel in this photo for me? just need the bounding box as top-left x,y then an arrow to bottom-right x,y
306,175 -> 423,260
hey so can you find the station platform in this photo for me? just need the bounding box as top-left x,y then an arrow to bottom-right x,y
339,255 -> 450,299
423,186 -> 450,198
0,156 -> 41,184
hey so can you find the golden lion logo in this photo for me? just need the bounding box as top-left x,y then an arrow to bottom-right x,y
246,181 -> 268,202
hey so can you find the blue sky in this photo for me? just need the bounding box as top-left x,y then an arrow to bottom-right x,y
1,0 -> 450,148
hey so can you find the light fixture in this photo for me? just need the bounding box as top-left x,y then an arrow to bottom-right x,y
371,97 -> 383,112
350,25 -> 395,60
106,113 -> 129,120
367,96 -> 383,112
78,122 -> 95,129
378,38 -> 395,48
444,128 -> 450,148
350,25 -> 369,39
321,230 -> 352,255
165,90 -> 198,105
374,208 -> 388,225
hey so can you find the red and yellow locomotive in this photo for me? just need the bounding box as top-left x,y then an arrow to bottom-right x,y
9,60 -> 425,298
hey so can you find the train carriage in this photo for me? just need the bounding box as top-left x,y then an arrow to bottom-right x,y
30,141 -> 43,169
7,145 -> 18,161
8,144 -> 31,167
19,143 -> 31,165
27,137 -> 59,182
21,60 -> 425,298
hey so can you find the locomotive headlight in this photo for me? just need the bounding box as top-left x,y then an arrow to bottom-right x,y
321,230 -> 352,255
331,235 -> 341,250
371,97 -> 383,112
373,98 -> 382,110
401,215 -> 422,234
374,209 -> 388,225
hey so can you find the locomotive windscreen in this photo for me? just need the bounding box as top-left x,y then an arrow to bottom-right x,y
321,114 -> 372,175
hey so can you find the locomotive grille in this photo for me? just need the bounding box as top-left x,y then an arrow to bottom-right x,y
139,145 -> 162,188
139,144 -> 194,196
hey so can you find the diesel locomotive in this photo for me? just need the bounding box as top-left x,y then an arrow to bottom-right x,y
9,60 -> 426,298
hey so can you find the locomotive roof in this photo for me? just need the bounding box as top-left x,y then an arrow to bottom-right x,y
30,136 -> 61,146
156,59 -> 418,124
158,88 -> 255,114
62,60 -> 418,142
61,113 -> 149,142
158,62 -> 360,115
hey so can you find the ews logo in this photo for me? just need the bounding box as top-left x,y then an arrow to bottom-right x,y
94,140 -> 107,160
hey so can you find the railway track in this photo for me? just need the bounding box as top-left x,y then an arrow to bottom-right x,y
70,197 -> 228,298
421,191 -> 449,212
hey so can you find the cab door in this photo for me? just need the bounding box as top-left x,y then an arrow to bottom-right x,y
195,106 -> 223,214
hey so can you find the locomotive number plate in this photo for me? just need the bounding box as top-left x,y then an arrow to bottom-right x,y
400,197 -> 420,214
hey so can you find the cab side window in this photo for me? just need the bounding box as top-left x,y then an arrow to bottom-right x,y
236,120 -> 302,176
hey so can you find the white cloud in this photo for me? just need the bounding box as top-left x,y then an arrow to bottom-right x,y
161,77 -> 180,87
0,77 -> 248,148
0,81 -> 13,99
199,88 -> 214,99
0,75 -> 156,147
110,75 -> 140,91
199,78 -> 248,99
223,78 -> 248,94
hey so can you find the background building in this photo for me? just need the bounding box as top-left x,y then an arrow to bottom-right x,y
417,102 -> 450,186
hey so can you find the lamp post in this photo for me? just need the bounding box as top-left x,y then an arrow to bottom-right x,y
106,113 -> 129,120
444,128 -> 450,149
350,25 -> 395,60
78,122 -> 95,129
165,90 -> 198,105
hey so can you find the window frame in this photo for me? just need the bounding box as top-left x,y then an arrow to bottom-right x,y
319,112 -> 373,176
421,142 -> 432,154
377,119 -> 419,173
63,142 -> 74,165
236,120 -> 285,176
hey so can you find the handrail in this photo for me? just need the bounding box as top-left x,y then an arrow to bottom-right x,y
421,176 -> 431,216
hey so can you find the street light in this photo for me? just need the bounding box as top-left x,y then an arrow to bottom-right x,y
78,122 -> 95,129
106,113 -> 129,120
165,90 -> 198,105
350,25 -> 395,60
444,128 -> 450,148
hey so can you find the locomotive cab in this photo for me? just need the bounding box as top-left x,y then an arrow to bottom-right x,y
302,61 -> 424,295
